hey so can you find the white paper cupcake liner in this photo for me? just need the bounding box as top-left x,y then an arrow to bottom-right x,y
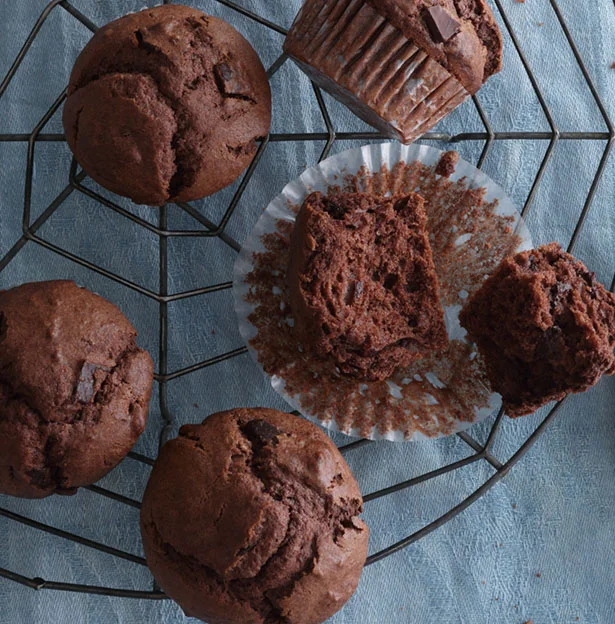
233,143 -> 532,441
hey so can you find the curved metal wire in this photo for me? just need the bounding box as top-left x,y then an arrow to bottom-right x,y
0,0 -> 613,600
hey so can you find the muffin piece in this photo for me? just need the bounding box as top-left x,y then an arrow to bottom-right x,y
284,0 -> 501,143
140,408 -> 369,624
288,192 -> 447,381
459,244 -> 615,417
0,281 -> 153,498
63,5 -> 271,206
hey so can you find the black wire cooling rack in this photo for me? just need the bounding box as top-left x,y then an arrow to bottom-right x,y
1,0 -> 614,605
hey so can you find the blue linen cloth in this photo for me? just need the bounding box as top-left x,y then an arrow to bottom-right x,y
1,1 -> 615,623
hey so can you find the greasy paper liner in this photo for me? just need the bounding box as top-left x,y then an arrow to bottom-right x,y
233,143 -> 533,441
283,0 -> 469,143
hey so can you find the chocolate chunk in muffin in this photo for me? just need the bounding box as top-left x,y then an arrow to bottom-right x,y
63,5 -> 271,206
140,408 -> 369,624
459,243 -> 615,417
0,280 -> 153,498
424,5 -> 461,43
287,192 -> 448,381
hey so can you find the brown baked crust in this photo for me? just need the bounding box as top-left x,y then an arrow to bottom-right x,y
459,244 -> 615,417
367,0 -> 503,93
140,408 -> 369,624
63,4 -> 271,206
287,192 -> 448,381
0,281 -> 153,498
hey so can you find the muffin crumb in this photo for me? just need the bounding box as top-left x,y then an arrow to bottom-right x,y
436,151 -> 460,178
288,191 -> 447,381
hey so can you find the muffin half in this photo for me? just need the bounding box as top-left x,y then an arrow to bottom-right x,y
287,191 -> 447,380
460,244 -> 615,416
63,4 -> 271,205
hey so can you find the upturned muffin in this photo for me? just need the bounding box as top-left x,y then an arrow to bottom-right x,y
0,281 -> 153,498
63,4 -> 271,206
284,0 -> 502,143
287,191 -> 448,381
459,244 -> 615,416
140,408 -> 369,624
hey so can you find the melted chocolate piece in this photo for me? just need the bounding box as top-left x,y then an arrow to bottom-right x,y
214,62 -> 253,101
75,361 -> 111,404
242,419 -> 282,450
424,6 -> 461,43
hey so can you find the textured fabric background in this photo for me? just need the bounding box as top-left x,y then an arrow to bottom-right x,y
1,1 -> 615,623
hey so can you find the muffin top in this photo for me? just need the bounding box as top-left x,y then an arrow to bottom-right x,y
140,408 -> 369,624
460,244 -> 615,416
0,281 -> 153,497
63,4 -> 271,205
367,0 -> 502,93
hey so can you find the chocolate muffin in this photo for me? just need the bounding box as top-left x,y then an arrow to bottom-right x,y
140,408 -> 369,624
0,281 -> 153,498
287,191 -> 447,381
284,0 -> 502,143
63,5 -> 271,206
459,244 -> 615,417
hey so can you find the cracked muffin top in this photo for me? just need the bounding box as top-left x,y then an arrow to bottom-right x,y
62,4 -> 271,205
140,408 -> 369,624
0,280 -> 153,498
